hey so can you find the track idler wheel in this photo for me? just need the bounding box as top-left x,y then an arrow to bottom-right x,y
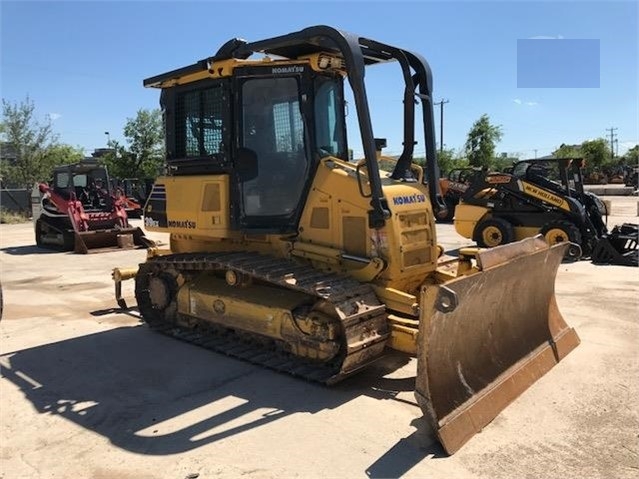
135,262 -> 180,328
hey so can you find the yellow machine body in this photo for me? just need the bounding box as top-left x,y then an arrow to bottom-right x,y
454,203 -> 539,242
121,26 -> 580,454
144,156 -> 436,342
454,179 -> 573,247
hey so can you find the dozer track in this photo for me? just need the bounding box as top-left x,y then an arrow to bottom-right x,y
135,252 -> 390,384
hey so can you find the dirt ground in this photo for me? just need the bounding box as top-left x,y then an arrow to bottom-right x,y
1,198 -> 638,479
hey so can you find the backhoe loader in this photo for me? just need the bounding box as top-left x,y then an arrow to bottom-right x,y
112,26 -> 579,454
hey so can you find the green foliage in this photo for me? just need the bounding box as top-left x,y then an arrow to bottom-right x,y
45,143 -> 85,169
433,149 -> 470,176
377,157 -> 397,172
554,143 -> 581,159
622,145 -> 638,165
554,138 -> 609,168
0,208 -> 29,224
435,147 -> 463,176
1,97 -> 60,188
409,148 -> 469,178
464,114 -> 503,168
100,109 -> 164,180
580,138 -> 609,168
492,153 -> 520,173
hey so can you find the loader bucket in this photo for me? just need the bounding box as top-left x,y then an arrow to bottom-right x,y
591,223 -> 638,266
73,227 -> 151,254
415,237 -> 580,454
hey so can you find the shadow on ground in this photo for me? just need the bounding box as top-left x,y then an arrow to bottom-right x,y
1,323 -> 445,474
0,245 -> 62,255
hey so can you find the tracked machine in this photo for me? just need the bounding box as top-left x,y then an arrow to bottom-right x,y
113,26 -> 580,453
33,159 -> 150,253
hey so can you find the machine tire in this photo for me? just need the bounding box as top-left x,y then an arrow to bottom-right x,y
475,217 -> 515,248
540,220 -> 582,260
35,218 -> 74,251
540,220 -> 581,245
63,231 -> 76,251
35,219 -> 44,247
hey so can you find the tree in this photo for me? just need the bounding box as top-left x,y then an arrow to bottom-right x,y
580,138 -> 608,168
623,145 -> 638,165
0,97 -> 60,188
45,143 -> 85,168
554,139 -> 609,168
101,109 -> 164,179
464,114 -> 503,168
493,152 -> 521,172
433,147 -> 468,176
554,143 -> 581,159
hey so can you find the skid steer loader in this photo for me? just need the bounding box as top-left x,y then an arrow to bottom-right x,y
112,26 -> 579,454
454,158 -> 638,266
32,159 -> 151,253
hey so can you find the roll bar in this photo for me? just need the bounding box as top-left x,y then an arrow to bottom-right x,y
144,25 -> 446,227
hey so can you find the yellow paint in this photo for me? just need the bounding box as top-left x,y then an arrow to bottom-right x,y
521,182 -> 570,211
148,55 -> 347,89
514,226 -> 542,241
453,204 -> 489,239
135,53 -> 569,364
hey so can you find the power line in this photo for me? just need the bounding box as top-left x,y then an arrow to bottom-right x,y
434,99 -> 449,154
605,127 -> 618,160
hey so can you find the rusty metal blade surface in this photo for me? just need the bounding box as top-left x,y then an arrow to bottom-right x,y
74,227 -> 150,254
415,240 -> 580,454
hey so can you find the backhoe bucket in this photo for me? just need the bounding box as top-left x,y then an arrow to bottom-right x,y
415,237 -> 580,454
73,227 -> 151,254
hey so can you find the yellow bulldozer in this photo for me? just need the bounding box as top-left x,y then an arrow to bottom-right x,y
113,26 -> 579,454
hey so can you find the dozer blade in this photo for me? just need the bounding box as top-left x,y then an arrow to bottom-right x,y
415,237 -> 580,454
73,227 -> 152,254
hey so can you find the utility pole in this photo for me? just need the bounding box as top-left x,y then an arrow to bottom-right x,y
435,99 -> 449,154
605,127 -> 618,161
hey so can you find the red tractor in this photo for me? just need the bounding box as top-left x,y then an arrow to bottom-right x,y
111,177 -> 154,219
32,159 -> 151,253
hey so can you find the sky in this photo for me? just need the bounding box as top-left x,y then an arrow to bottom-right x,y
1,0 -> 637,160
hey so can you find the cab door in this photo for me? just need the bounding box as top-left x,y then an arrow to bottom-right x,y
234,72 -> 312,233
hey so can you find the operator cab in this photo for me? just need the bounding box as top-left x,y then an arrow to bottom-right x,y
146,26 -> 445,233
51,161 -> 111,210
159,61 -> 347,233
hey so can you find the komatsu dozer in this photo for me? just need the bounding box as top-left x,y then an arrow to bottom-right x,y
113,26 -> 579,454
